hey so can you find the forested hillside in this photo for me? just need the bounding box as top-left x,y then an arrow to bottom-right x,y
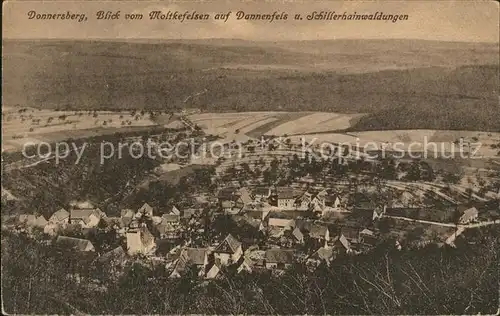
3,39 -> 499,131
2,226 -> 498,314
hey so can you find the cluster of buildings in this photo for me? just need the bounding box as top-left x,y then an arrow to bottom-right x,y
5,182 -> 499,281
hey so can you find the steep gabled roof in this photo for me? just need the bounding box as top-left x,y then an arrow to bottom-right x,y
98,246 -> 126,263
51,208 -> 70,221
71,209 -> 100,224
170,206 -> 181,215
311,247 -> 334,261
214,234 -> 242,254
180,248 -> 208,266
138,203 -> 153,215
337,235 -> 351,250
238,187 -> 253,204
128,226 -> 155,250
56,236 -> 94,252
360,228 -> 374,236
292,227 -> 304,241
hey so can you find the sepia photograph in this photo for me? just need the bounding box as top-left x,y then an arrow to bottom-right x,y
2,0 -> 499,314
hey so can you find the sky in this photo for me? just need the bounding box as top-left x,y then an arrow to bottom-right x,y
3,0 -> 499,42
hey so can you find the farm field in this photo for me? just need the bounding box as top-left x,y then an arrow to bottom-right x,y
2,106 -> 158,152
264,112 -> 365,136
188,111 -> 314,141
188,111 -> 362,140
185,111 -> 500,159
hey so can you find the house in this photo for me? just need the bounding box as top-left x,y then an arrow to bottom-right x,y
359,228 -> 375,238
137,203 -> 154,218
308,246 -> 335,266
97,246 -> 126,264
221,200 -> 244,214
170,247 -> 209,278
372,206 -> 386,221
236,257 -> 254,274
151,216 -> 163,225
264,249 -> 295,270
268,217 -> 295,230
237,187 -> 253,205
359,228 -> 377,246
292,227 -> 305,244
298,191 -> 314,209
56,236 -> 95,252
48,208 -> 70,225
213,234 -> 243,265
252,187 -> 271,201
459,206 -> 479,224
275,187 -> 303,209
126,226 -> 156,255
70,209 -> 101,228
161,213 -> 180,224
231,213 -> 262,230
155,221 -> 178,239
205,261 -> 222,279
331,234 -> 351,253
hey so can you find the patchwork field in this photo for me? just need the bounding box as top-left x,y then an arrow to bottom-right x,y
188,111 -> 314,141
188,111 -> 360,140
264,112 -> 365,136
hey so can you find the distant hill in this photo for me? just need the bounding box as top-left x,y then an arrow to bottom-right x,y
2,39 -> 499,131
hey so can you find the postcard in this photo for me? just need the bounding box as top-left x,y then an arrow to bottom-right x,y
2,0 -> 499,315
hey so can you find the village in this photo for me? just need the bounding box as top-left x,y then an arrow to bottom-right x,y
4,163 -> 499,282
